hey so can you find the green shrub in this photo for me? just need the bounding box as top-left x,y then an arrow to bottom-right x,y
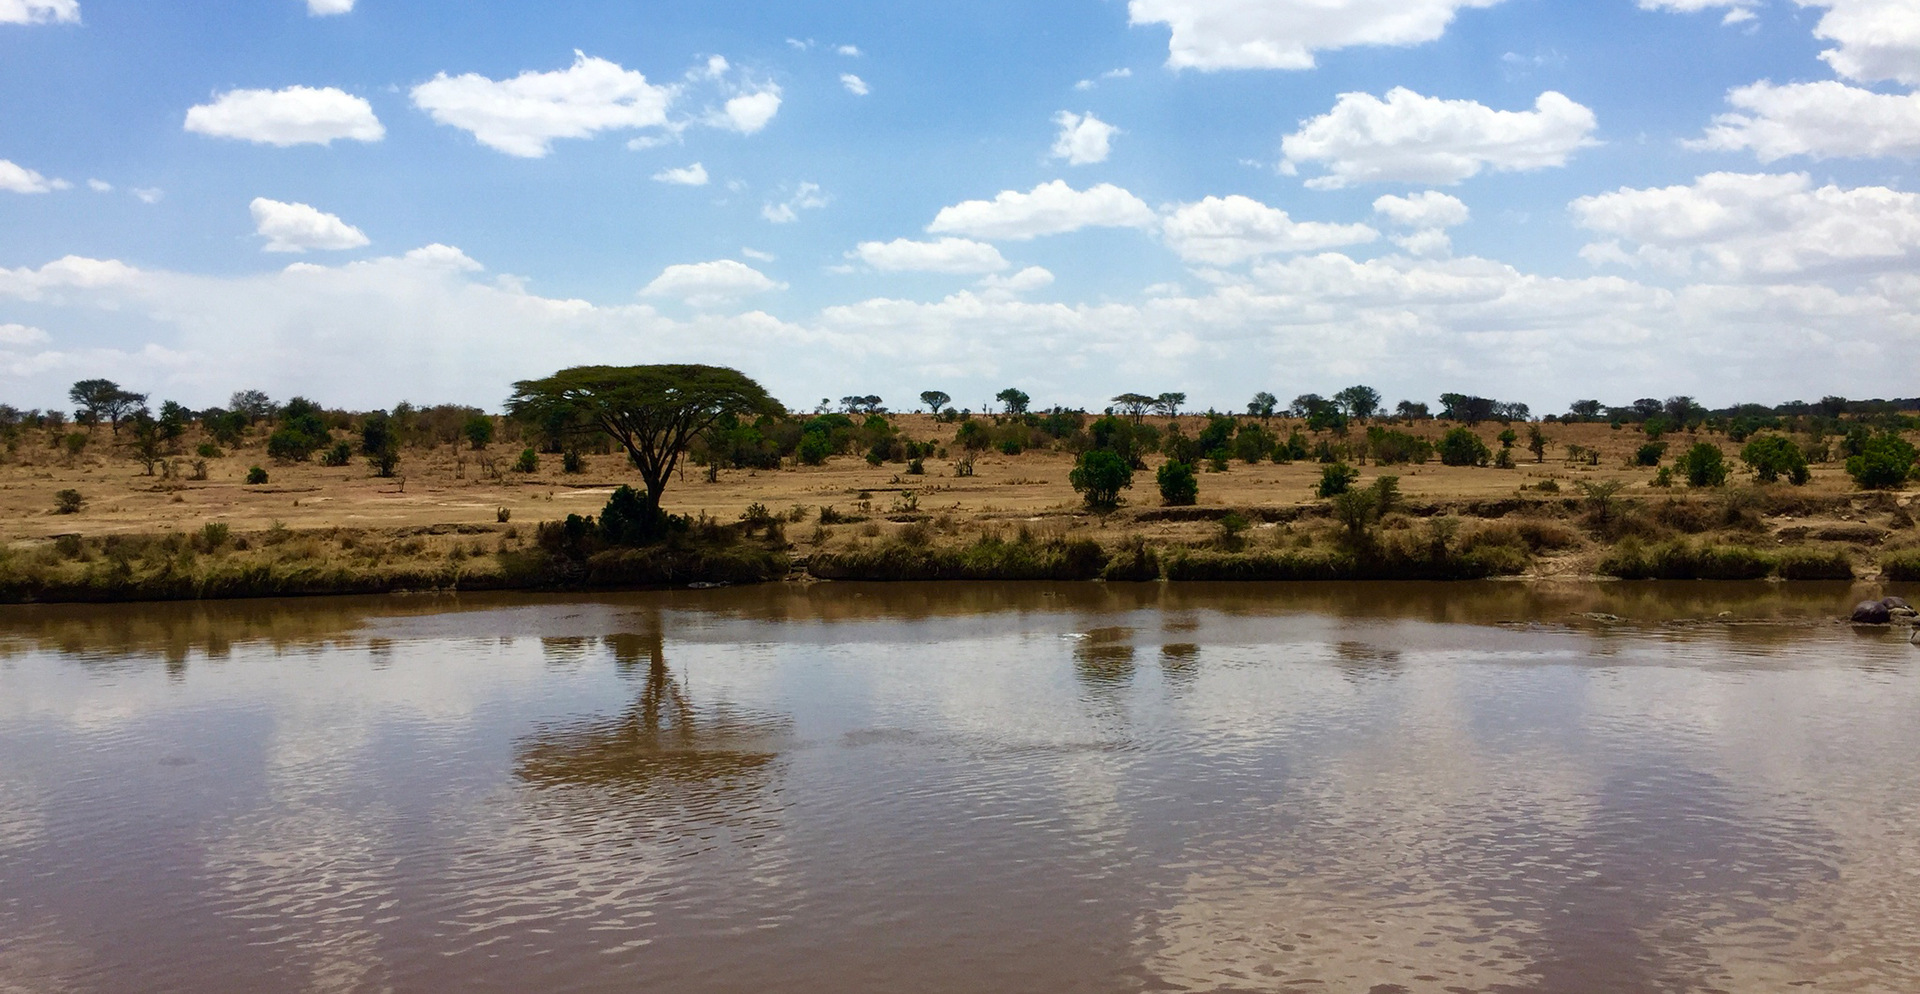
562,451 -> 584,474
1438,427 -> 1491,467
361,413 -> 402,477
319,441 -> 353,467
811,535 -> 1108,581
246,466 -> 268,485
1316,462 -> 1359,498
955,420 -> 992,452
1233,424 -> 1276,464
1881,550 -> 1920,581
1776,547 -> 1854,580
1845,433 -> 1916,489
1741,435 -> 1810,485
998,439 -> 1023,456
796,431 -> 833,466
1599,539 -> 1774,579
462,414 -> 494,450
514,448 -> 539,473
1366,427 -> 1433,465
1156,460 -> 1198,506
53,489 -> 84,514
197,522 -> 230,551
196,442 -> 222,459
1101,537 -> 1160,581
1069,450 -> 1133,510
1678,442 -> 1728,488
1635,441 -> 1668,467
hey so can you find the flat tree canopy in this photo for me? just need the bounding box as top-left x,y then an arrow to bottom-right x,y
507,365 -> 781,527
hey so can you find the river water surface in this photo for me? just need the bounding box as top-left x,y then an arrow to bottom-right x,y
3,582 -> 1918,994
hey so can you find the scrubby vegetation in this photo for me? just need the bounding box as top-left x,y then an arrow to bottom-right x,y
8,376 -> 1920,600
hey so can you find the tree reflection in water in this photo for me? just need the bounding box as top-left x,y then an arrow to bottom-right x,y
514,627 -> 792,804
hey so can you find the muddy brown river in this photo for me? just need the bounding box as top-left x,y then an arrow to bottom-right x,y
2,582 -> 1918,994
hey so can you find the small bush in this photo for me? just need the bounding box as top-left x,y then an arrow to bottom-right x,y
514,448 -> 539,473
1635,441 -> 1668,467
197,522 -> 230,551
463,415 -> 494,450
1156,460 -> 1198,506
562,451 -> 585,474
998,439 -> 1023,456
1316,462 -> 1359,498
1102,537 -> 1160,581
1776,547 -> 1854,580
1599,539 -> 1775,580
1846,433 -> 1916,490
1438,427 -> 1491,467
1069,450 -> 1133,511
1678,442 -> 1728,488
1741,434 -> 1810,485
53,489 -> 85,514
1881,550 -> 1920,581
319,441 -> 353,467
246,466 -> 268,485
1534,479 -> 1561,493
197,442 -> 222,459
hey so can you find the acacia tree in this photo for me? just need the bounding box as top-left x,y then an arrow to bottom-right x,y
1152,392 -> 1186,418
996,388 -> 1031,415
507,365 -> 781,535
1247,391 -> 1278,421
919,390 -> 951,415
1334,385 -> 1381,421
69,379 -> 146,434
1113,393 -> 1154,422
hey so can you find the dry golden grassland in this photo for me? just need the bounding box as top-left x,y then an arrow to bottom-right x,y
1,413 -> 1915,598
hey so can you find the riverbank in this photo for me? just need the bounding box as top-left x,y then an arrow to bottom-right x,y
3,484 -> 1917,602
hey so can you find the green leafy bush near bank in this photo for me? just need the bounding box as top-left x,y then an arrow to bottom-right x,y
1599,539 -> 1776,580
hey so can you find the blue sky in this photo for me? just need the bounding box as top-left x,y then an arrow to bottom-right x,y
3,0 -> 1918,414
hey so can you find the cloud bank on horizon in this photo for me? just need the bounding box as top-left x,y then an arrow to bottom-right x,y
3,0 -> 1920,413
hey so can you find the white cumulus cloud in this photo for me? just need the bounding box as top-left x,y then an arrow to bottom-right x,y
762,182 -> 828,224
184,86 -> 385,147
977,267 -> 1055,296
852,238 -> 1010,274
1281,87 -> 1599,189
1692,80 -> 1920,161
1799,0 -> 1920,86
640,260 -> 786,307
1637,0 -> 1758,26
841,74 -> 870,96
411,52 -> 673,157
6,245 -> 1920,416
928,181 -> 1156,241
0,323 -> 50,346
1050,111 -> 1118,165
250,198 -> 370,253
719,87 -> 782,134
306,0 -> 353,14
1128,0 -> 1506,71
652,163 -> 709,186
1373,191 -> 1471,228
1162,195 -> 1379,265
0,160 -> 68,194
0,0 -> 78,24
1573,171 -> 1920,279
